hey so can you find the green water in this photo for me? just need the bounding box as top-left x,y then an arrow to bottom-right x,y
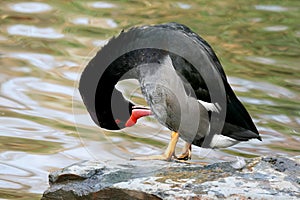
0,0 -> 299,199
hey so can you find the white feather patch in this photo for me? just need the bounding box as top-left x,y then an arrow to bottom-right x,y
197,100 -> 221,113
210,134 -> 239,148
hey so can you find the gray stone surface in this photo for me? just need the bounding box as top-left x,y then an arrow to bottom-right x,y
42,156 -> 300,200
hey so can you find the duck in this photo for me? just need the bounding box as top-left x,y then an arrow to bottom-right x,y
79,22 -> 261,161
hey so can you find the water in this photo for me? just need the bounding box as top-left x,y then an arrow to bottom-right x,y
0,0 -> 299,199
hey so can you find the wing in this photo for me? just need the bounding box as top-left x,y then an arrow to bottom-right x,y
79,22 -> 260,141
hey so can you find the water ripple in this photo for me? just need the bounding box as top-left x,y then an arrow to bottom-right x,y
228,77 -> 295,98
1,77 -> 76,123
255,5 -> 289,12
0,96 -> 26,109
8,2 -> 52,13
71,17 -> 117,28
7,24 -> 64,39
1,77 -> 38,108
87,2 -> 116,9
245,56 -> 276,65
0,179 -> 23,189
0,162 -> 32,177
264,25 -> 288,32
0,117 -> 61,141
239,97 -> 275,106
4,52 -> 76,70
177,2 -> 191,9
261,114 -> 292,124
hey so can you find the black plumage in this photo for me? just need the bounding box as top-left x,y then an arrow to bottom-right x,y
79,22 -> 261,150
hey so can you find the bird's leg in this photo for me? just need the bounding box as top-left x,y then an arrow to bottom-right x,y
175,143 -> 208,165
175,142 -> 192,160
131,131 -> 179,161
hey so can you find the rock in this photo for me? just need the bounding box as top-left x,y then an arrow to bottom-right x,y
42,156 -> 300,200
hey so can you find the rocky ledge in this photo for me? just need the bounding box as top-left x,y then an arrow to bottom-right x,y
42,156 -> 299,200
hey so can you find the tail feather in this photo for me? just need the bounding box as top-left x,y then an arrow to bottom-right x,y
224,86 -> 261,141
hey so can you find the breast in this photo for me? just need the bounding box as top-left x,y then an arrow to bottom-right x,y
137,55 -> 210,144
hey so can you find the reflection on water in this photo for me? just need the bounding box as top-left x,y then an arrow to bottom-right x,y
87,2 -> 116,9
254,5 -> 289,12
7,25 -> 65,39
9,2 -> 53,13
0,0 -> 299,199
